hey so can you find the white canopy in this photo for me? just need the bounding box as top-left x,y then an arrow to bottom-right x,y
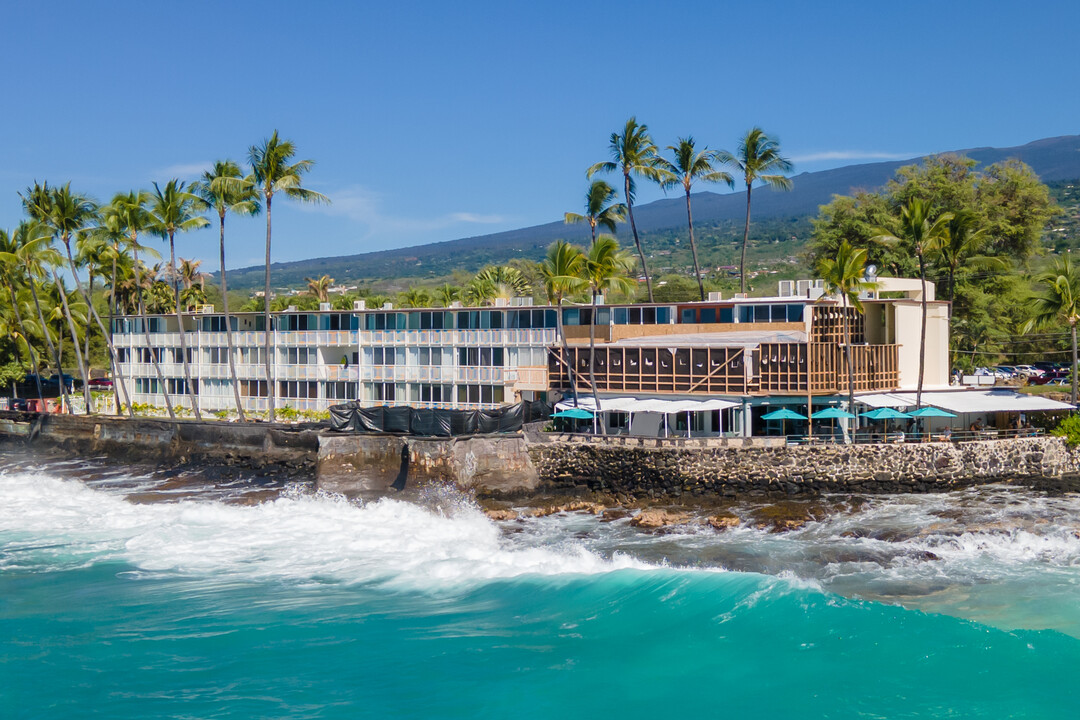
555,396 -> 739,414
857,390 -> 1074,413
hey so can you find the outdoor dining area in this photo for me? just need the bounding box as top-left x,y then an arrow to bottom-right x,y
551,389 -> 1074,444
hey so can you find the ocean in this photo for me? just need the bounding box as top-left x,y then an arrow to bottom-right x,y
2,456 -> 1079,718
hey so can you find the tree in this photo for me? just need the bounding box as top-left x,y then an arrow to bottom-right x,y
539,240 -> 586,405
818,241 -> 878,418
1025,256 -> 1080,404
723,128 -> 793,294
656,137 -> 733,300
398,287 -> 431,308
471,265 -> 531,303
935,211 -> 1006,305
587,118 -> 671,301
192,160 -> 261,422
147,180 -> 210,419
305,275 -> 334,302
579,236 -> 636,432
872,198 -> 952,408
434,284 -> 460,307
249,131 -> 329,422
21,182 -> 100,412
0,229 -> 46,405
564,180 -> 626,247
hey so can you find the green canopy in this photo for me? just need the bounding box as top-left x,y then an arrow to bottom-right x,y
908,406 -> 957,418
862,408 -> 911,420
761,408 -> 808,421
811,407 -> 856,419
551,408 -> 595,419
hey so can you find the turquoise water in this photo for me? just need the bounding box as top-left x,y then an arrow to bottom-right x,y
2,463 -> 1080,718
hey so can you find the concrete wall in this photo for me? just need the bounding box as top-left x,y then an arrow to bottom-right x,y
528,435 -> 1078,498
894,302 -> 950,390
317,433 -> 539,496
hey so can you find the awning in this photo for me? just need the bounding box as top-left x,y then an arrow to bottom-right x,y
857,390 -> 1074,413
555,396 -> 739,414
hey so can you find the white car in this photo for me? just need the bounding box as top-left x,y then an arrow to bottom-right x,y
1012,365 -> 1044,378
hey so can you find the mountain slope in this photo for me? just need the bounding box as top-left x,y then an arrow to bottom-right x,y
221,135 -> 1080,291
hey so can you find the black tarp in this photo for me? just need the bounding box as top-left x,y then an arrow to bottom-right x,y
328,401 -> 550,436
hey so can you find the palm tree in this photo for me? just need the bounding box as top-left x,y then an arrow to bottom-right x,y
564,180 -> 626,247
192,160 -> 261,423
656,137 -> 734,300
48,262 -> 93,413
398,287 -> 431,308
935,211 -> 1005,306
0,230 -> 46,405
434,284 -> 460,307
178,258 -> 203,291
587,118 -> 671,302
249,131 -> 329,422
818,241 -> 879,420
539,240 -> 587,406
723,128 -> 793,295
873,198 -> 953,408
468,265 -> 531,304
580,236 -> 636,432
21,182 -> 100,412
147,180 -> 210,419
305,275 -> 334,302
1025,256 -> 1080,405
11,222 -> 71,410
108,191 -> 175,417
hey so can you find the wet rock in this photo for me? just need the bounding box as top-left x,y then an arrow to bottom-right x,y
525,501 -> 606,518
706,514 -> 741,531
599,508 -> 632,522
629,509 -> 691,529
484,509 -> 519,521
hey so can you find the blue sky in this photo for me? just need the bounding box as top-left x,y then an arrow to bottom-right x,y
1,0 -> 1077,270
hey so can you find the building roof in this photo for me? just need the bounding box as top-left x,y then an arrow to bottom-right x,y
555,396 -> 739,413
856,389 -> 1074,413
608,330 -> 807,349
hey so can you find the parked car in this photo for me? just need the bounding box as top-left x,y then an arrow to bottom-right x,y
993,365 -> 1019,378
47,374 -> 75,391
1012,364 -> 1043,378
87,377 -> 113,389
975,366 -> 1010,379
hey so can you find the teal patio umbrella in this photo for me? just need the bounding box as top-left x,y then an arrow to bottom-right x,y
861,407 -> 911,436
761,408 -> 808,436
552,408 -> 595,419
811,407 -> 856,437
908,407 -> 957,418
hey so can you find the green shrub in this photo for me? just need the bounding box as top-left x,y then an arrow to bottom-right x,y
277,405 -> 300,421
1051,414 -> 1080,447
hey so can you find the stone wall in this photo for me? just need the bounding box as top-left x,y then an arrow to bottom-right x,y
528,436 -> 1080,497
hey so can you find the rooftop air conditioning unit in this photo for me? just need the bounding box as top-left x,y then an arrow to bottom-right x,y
196,304 -> 215,314
707,291 -> 723,302
382,302 -> 393,310
285,305 -> 297,312
319,302 -> 331,312
353,300 -> 366,311
449,301 -> 462,308
511,296 -> 534,306
494,298 -> 509,307
778,281 -> 794,297
733,293 -> 748,300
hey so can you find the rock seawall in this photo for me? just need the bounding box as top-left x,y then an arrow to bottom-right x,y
528,436 -> 1080,497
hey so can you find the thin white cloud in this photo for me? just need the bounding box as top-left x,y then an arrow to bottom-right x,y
790,150 -> 916,163
152,162 -> 211,179
302,185 -> 511,237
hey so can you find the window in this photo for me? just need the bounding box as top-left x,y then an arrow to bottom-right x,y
700,308 -> 716,324
787,304 -> 804,322
200,316 -> 237,332
204,347 -> 229,364
681,309 -> 695,324
240,380 -> 268,397
278,381 -> 318,399
456,384 -> 505,404
719,307 -> 734,323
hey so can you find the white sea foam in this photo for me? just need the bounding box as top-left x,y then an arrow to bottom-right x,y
0,471 -> 648,588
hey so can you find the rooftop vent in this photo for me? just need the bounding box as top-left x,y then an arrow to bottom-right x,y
382,302 -> 394,310
733,293 -> 748,300
449,301 -> 462,308
285,305 -> 297,312
353,300 -> 366,311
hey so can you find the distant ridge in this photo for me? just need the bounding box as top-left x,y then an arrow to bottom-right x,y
221,135 -> 1080,290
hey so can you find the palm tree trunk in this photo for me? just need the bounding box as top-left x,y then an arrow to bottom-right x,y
219,213 -> 247,421
83,268 -> 93,372
108,254 -> 125,415
843,294 -> 855,441
588,290 -> 604,435
916,250 -> 928,412
686,189 -> 704,301
740,184 -> 753,295
169,231 -> 201,419
8,286 -> 45,405
555,296 -> 579,407
624,173 -> 652,302
60,239 -> 134,417
132,244 -> 176,419
52,267 -> 93,414
27,276 -> 69,411
589,223 -> 596,248
1071,322 -> 1077,407
264,194 -> 276,422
